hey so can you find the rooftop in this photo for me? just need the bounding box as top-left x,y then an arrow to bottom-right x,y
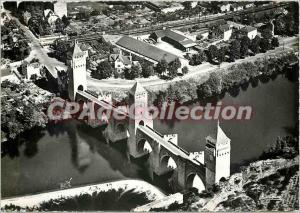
116,36 -> 178,63
129,82 -> 146,95
151,29 -> 195,47
206,121 -> 230,145
109,53 -> 131,65
241,26 -> 257,33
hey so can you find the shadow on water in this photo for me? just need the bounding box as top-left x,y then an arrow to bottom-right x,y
240,81 -> 250,91
228,85 -> 240,97
1,127 -> 45,159
250,77 -> 259,88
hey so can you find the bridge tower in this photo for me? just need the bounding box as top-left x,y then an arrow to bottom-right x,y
128,82 -> 153,158
204,121 -> 231,187
68,41 -> 88,101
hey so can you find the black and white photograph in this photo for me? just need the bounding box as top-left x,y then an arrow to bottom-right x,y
0,0 -> 299,211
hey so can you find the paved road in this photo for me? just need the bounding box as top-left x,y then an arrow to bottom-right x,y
5,10 -> 66,78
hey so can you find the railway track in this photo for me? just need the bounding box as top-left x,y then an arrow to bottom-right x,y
70,2 -> 292,42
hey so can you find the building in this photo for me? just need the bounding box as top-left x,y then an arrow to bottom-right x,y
68,41 -> 88,100
53,0 -> 67,18
116,36 -> 178,64
240,26 -> 258,40
219,24 -> 232,41
231,3 -> 244,11
205,121 -> 231,186
26,62 -> 41,80
217,3 -> 231,12
67,41 -> 89,65
191,2 -> 198,8
145,2 -> 184,13
149,29 -> 197,51
108,52 -> 132,73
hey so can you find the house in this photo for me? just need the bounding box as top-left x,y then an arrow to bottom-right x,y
149,29 -> 197,51
240,26 -> 257,40
47,14 -> 60,27
108,52 -> 132,73
191,2 -> 198,8
217,3 -> 231,12
26,62 -> 41,80
244,3 -> 255,8
219,24 -> 232,41
116,36 -> 178,64
231,3 -> 244,11
195,28 -> 210,40
145,2 -> 184,13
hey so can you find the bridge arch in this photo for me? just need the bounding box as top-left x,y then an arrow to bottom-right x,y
137,138 -> 152,153
186,173 -> 205,193
160,155 -> 177,170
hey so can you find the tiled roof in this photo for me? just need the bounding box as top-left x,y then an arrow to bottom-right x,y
109,53 -> 131,65
219,24 -> 231,32
152,29 -> 195,47
116,36 -> 178,63
241,26 -> 257,33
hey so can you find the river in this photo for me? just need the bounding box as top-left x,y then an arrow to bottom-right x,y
1,73 -> 297,198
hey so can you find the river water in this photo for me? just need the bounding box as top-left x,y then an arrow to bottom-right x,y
1,73 -> 297,198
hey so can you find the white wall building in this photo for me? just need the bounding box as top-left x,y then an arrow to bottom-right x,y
241,26 -> 258,40
218,3 -> 231,12
26,62 -> 41,80
53,1 -> 68,18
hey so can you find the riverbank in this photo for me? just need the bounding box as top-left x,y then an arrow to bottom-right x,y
87,47 -> 298,105
148,49 -> 298,105
1,179 -> 165,211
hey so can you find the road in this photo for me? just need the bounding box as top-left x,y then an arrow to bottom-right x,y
5,10 -> 67,78
87,36 -> 298,92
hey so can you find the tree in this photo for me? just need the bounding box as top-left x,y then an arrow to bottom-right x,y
92,61 -> 113,79
171,58 -> 181,70
260,38 -> 271,53
182,2 -> 192,10
217,47 -> 226,63
261,24 -> 273,40
155,58 -> 168,75
182,66 -> 189,75
229,40 -> 241,61
130,64 -> 142,79
61,15 -> 70,27
271,37 -> 279,48
141,65 -> 154,78
207,45 -> 218,62
167,58 -> 181,78
240,36 -> 250,57
55,18 -> 64,33
190,50 -> 206,65
250,35 -> 261,54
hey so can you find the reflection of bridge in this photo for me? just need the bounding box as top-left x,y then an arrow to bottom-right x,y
65,42 -> 231,192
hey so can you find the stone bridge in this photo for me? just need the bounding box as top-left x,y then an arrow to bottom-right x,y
75,88 -> 207,192
65,42 -> 231,192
